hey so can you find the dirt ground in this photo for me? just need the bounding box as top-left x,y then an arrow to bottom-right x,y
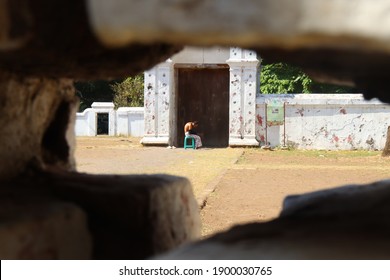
75,137 -> 390,237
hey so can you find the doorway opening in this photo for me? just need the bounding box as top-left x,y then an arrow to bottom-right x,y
175,65 -> 230,148
97,113 -> 109,135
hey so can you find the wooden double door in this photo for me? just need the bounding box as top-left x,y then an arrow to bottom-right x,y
176,66 -> 230,147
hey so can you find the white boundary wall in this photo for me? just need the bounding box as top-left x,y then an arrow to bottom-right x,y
75,102 -> 144,137
116,107 -> 144,137
256,94 -> 390,150
75,96 -> 390,150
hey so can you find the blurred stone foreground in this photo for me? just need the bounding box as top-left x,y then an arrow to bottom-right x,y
2,0 -> 390,259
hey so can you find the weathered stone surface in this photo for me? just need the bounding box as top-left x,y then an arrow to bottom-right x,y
88,0 -> 390,53
2,0 -> 390,101
37,172 -> 201,259
0,72 -> 77,180
0,0 -> 32,51
156,180 -> 390,259
281,180 -> 390,218
85,0 -> 390,102
0,0 -> 182,79
2,0 -> 390,262
0,198 -> 92,259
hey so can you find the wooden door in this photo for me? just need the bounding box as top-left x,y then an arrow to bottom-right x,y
176,67 -> 229,147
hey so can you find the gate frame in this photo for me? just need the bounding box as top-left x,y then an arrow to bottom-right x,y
141,47 -> 261,147
173,63 -> 230,147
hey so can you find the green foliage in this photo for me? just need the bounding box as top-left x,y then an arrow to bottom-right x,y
260,62 -> 357,94
110,75 -> 144,108
260,63 -> 312,94
74,80 -> 118,112
74,75 -> 144,112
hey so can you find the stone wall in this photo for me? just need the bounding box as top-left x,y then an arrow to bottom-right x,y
85,0 -> 390,104
3,0 -> 390,261
0,71 -> 77,180
75,95 -> 390,150
256,94 -> 390,150
116,107 -> 144,137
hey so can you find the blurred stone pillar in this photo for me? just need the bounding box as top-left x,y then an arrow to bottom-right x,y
227,48 -> 260,146
0,71 -> 77,180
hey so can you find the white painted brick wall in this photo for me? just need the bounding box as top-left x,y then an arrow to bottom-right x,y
75,96 -> 390,150
256,94 -> 390,150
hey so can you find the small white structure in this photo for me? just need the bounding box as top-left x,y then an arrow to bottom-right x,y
75,102 -> 144,137
75,102 -> 115,136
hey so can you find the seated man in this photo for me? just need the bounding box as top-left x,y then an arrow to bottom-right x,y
184,121 -> 203,149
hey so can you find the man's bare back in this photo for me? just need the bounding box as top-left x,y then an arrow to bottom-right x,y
184,121 -> 197,134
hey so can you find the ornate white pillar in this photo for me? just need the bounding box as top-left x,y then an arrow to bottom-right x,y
141,59 -> 173,145
227,47 -> 260,146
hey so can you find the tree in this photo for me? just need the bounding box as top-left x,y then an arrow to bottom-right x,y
74,80 -> 118,112
110,75 -> 144,108
74,75 -> 144,111
260,62 -> 358,94
260,62 -> 312,94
